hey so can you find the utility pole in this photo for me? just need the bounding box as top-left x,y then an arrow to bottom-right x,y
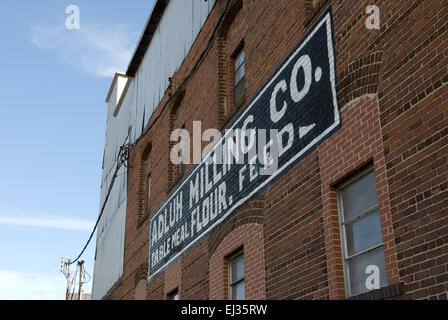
61,256 -> 72,300
78,260 -> 85,300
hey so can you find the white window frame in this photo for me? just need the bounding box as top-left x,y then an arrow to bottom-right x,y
336,166 -> 385,297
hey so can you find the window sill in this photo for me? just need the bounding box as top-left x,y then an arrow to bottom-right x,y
347,282 -> 404,300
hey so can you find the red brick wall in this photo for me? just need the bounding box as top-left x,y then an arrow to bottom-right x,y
99,0 -> 448,300
263,151 -> 329,299
376,0 -> 448,300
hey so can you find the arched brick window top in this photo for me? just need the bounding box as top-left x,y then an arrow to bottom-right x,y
134,262 -> 149,300
209,223 -> 266,300
338,51 -> 383,109
142,142 -> 152,162
169,89 -> 186,126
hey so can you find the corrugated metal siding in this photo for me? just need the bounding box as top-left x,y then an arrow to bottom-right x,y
92,0 -> 216,300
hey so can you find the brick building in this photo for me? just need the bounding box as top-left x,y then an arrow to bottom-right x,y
92,0 -> 448,300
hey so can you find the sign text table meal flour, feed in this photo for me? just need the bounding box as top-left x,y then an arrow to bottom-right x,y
148,8 -> 340,281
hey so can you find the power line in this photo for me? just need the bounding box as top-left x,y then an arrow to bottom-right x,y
67,0 -> 232,267
82,268 -> 92,284
68,144 -> 129,266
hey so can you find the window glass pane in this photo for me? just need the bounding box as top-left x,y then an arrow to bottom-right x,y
346,210 -> 383,256
342,171 -> 378,220
234,78 -> 245,105
234,49 -> 244,70
348,247 -> 388,296
231,281 -> 245,300
234,63 -> 245,84
231,254 -> 244,283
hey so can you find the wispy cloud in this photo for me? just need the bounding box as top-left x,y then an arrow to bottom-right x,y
30,22 -> 137,77
0,270 -> 66,300
0,213 -> 95,232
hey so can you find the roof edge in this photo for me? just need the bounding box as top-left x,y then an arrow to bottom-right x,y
113,78 -> 132,117
125,0 -> 169,77
105,72 -> 127,103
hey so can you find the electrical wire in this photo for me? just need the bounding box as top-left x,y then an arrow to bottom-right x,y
68,155 -> 125,265
82,268 -> 92,285
68,135 -> 130,266
68,0 -> 232,267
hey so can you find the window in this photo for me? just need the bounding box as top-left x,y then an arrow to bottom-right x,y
147,175 -> 151,210
228,251 -> 245,300
168,289 -> 179,300
233,47 -> 245,105
337,169 -> 388,297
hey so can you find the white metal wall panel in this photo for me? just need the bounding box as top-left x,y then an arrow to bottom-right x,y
93,81 -> 132,300
92,200 -> 126,298
93,0 -> 216,300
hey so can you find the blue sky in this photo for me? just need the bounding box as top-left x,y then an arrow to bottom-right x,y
0,0 -> 154,299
